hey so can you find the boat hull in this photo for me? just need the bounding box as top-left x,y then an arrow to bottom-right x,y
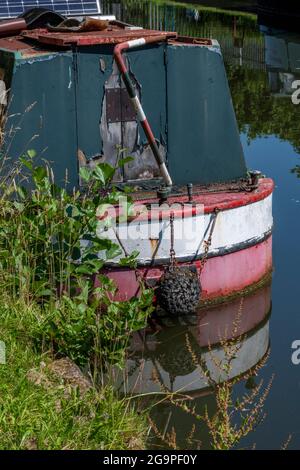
97,178 -> 274,305
102,235 -> 272,303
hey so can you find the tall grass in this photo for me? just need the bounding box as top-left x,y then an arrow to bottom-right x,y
146,299 -> 274,450
0,297 -> 147,450
0,150 -> 154,368
0,151 -> 153,449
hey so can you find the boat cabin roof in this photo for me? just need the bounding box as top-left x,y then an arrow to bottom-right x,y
21,25 -> 177,48
0,21 -> 215,57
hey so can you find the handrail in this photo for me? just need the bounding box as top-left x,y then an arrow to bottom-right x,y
114,35 -> 173,187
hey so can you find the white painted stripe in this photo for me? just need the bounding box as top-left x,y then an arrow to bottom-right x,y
130,96 -> 146,121
95,193 -> 273,265
127,38 -> 146,49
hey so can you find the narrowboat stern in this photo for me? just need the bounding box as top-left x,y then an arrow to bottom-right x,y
0,11 -> 274,312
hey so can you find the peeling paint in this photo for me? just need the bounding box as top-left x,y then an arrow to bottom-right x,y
18,53 -> 64,66
149,238 -> 159,258
99,57 -> 106,73
68,66 -> 72,89
169,40 -> 221,56
98,193 -> 273,266
208,39 -> 222,55
99,57 -> 166,182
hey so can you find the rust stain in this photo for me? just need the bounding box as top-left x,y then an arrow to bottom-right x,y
22,28 -> 176,47
149,238 -> 159,257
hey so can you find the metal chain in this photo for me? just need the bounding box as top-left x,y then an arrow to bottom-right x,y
200,208 -> 219,272
169,208 -> 219,272
113,226 -> 145,288
169,211 -> 176,270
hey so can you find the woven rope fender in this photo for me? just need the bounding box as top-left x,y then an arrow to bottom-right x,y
156,266 -> 201,316
156,211 -> 202,316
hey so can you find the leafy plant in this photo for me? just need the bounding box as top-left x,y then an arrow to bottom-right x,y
0,299 -> 147,450
31,278 -> 154,368
0,151 -> 153,367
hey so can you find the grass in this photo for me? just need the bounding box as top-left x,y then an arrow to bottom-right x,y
0,153 -> 153,450
0,296 -> 147,450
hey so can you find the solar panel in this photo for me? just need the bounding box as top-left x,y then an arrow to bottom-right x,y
0,1 -> 102,19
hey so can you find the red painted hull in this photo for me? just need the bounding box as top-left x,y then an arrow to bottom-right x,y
101,235 -> 272,304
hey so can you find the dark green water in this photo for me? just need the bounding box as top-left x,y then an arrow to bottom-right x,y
103,0 -> 300,449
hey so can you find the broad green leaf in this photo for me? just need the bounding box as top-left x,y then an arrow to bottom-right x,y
66,204 -> 80,218
119,250 -> 139,268
93,163 -> 115,185
118,156 -> 134,168
79,166 -> 91,183
71,246 -> 81,261
27,149 -> 37,159
33,166 -> 47,183
74,265 -> 91,275
106,244 -> 122,259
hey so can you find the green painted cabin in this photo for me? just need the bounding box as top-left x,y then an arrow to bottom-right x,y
0,24 -> 247,189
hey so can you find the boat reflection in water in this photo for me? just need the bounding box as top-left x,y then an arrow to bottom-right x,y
114,285 -> 271,449
260,25 -> 300,98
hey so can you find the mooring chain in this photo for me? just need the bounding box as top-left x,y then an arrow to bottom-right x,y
169,211 -> 176,270
168,208 -> 219,273
200,208 -> 219,272
158,209 -> 202,315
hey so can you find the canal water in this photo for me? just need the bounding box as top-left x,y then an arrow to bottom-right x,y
103,0 -> 300,449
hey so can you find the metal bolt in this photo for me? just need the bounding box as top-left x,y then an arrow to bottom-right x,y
187,183 -> 193,202
249,170 -> 261,188
157,185 -> 171,205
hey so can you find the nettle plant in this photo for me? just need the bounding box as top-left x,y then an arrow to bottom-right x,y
0,151 -> 154,367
